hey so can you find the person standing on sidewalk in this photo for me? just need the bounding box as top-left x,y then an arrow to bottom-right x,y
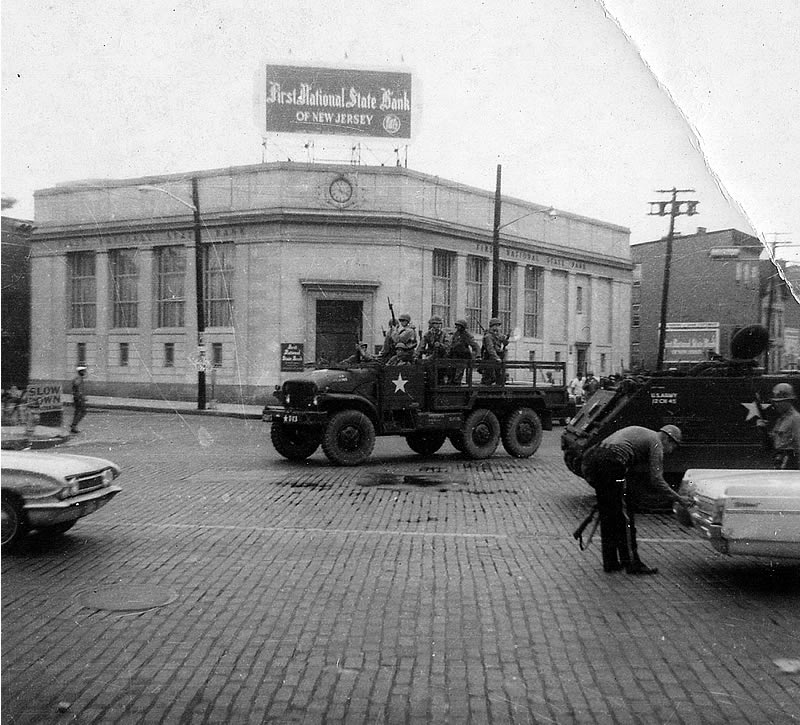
70,366 -> 88,434
581,424 -> 687,575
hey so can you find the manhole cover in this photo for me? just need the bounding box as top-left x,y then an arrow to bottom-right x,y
77,584 -> 178,612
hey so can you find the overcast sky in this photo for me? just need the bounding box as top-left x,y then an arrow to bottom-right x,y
2,0 -> 798,264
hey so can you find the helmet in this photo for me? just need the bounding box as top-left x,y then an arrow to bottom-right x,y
771,382 -> 797,402
455,319 -> 468,328
659,424 -> 682,446
488,317 -> 501,327
428,316 -> 443,325
398,313 -> 411,322
76,365 -> 87,371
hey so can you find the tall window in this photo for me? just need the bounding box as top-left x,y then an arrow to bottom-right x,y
164,342 -> 175,367
524,266 -> 544,338
498,261 -> 515,331
204,243 -> 234,327
632,304 -> 641,328
68,252 -> 96,328
119,342 -> 130,367
212,342 -> 223,368
109,249 -> 138,328
465,256 -> 486,332
431,250 -> 455,326
154,246 -> 186,328
576,285 -> 584,314
76,342 -> 87,367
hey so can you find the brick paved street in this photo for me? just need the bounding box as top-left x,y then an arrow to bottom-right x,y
2,409 -> 799,724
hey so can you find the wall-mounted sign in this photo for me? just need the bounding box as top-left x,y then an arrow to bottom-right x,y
280,343 -> 305,372
265,65 -> 412,139
663,322 -> 720,363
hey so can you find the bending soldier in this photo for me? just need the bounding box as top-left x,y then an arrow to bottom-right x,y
447,319 -> 480,384
582,425 -> 686,575
340,341 -> 374,366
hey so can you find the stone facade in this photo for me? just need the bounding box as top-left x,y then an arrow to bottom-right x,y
30,163 -> 631,402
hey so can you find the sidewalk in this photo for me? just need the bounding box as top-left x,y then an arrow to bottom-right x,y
1,396 -> 265,450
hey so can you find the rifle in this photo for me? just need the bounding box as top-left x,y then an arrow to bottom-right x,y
387,297 -> 398,327
572,505 -> 598,551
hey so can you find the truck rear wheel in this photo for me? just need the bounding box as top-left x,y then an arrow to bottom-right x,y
406,431 -> 447,456
271,422 -> 322,460
322,410 -> 376,466
461,409 -> 500,459
501,407 -> 543,458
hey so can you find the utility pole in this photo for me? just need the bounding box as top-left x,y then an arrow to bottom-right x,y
491,164 -> 502,318
648,188 -> 699,370
763,232 -> 792,372
191,177 -> 207,410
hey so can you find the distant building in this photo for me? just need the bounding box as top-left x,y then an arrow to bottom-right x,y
629,227 -> 785,370
1,216 -> 33,388
30,162 -> 632,402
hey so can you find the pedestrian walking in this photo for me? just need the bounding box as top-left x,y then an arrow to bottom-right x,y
70,366 -> 88,434
581,424 -> 687,575
480,317 -> 507,385
447,319 -> 480,384
758,382 -> 800,469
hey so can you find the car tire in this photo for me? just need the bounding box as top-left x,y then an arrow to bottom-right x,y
460,409 -> 501,459
322,410 -> 376,466
1,493 -> 27,547
270,422 -> 322,460
406,431 -> 447,456
501,407 -> 543,458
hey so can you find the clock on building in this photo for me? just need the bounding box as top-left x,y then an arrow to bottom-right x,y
329,177 -> 353,204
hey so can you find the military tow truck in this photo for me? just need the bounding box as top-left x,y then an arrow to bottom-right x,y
562,325 -> 800,484
264,359 -> 570,465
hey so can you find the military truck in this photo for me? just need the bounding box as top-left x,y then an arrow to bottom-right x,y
264,359 -> 570,465
562,325 -> 800,484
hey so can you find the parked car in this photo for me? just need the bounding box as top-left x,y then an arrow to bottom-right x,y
1,451 -> 121,547
675,469 -> 800,559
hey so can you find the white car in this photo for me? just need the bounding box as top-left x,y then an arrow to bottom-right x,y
677,469 -> 800,559
1,451 -> 121,547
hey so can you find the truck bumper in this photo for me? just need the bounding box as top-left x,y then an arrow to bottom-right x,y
264,407 -> 327,425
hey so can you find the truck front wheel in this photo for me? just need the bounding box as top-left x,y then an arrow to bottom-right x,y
406,431 -> 447,456
322,410 -> 376,466
461,409 -> 501,459
271,422 -> 322,460
502,407 -> 543,458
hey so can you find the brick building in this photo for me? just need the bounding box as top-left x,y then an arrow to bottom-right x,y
630,227 -> 796,371
30,162 -> 632,403
1,215 -> 33,388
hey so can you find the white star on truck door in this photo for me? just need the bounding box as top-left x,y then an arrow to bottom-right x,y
392,374 -> 408,393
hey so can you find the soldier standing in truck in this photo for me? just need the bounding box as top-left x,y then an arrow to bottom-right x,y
447,319 -> 480,384
481,318 -> 507,385
387,313 -> 418,365
759,382 -> 800,469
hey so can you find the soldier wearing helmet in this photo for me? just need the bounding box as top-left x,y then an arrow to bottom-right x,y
340,341 -> 374,367
447,319 -> 480,384
758,382 -> 800,469
481,317 -> 508,385
581,425 -> 687,575
386,313 -> 418,365
416,315 -> 449,363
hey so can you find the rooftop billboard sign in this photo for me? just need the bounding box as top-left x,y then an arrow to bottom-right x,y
264,65 -> 412,139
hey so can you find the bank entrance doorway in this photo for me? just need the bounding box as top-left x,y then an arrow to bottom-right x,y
316,300 -> 362,365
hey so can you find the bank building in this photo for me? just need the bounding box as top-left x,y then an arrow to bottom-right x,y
29,162 -> 632,402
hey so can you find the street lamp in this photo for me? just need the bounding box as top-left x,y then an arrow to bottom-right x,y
491,164 -> 557,317
139,178 -> 207,410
